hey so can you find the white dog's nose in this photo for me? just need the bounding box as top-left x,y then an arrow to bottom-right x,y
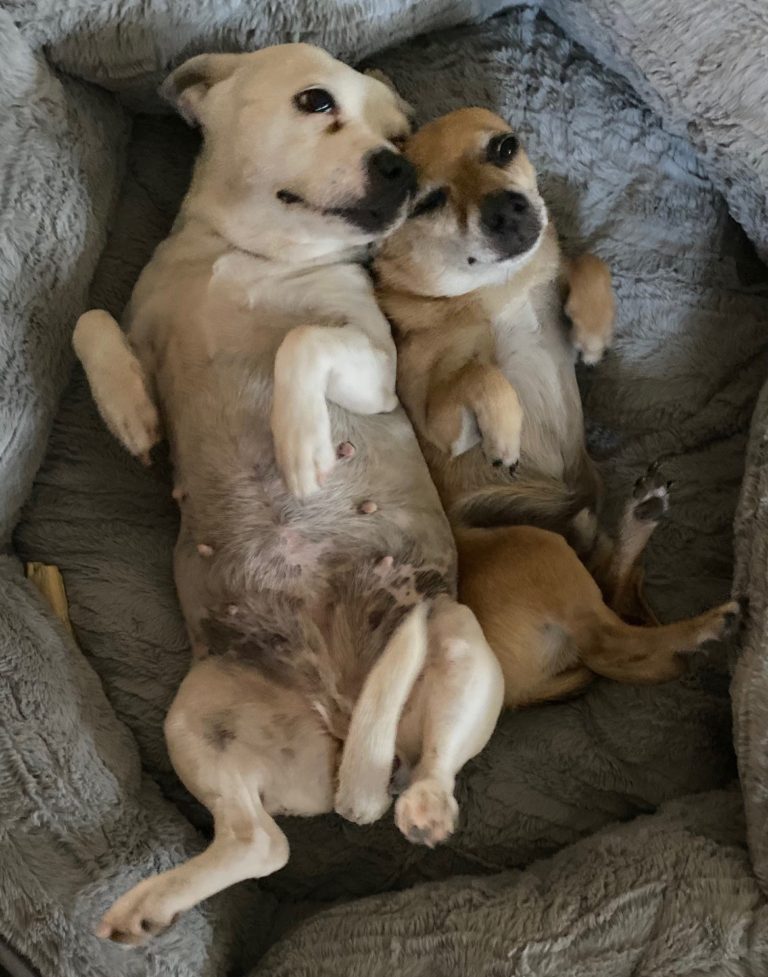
367,149 -> 417,197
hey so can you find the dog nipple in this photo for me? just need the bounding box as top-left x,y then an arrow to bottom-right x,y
358,500 -> 378,515
226,603 -> 239,617
337,441 -> 356,460
377,555 -> 394,570
171,485 -> 187,502
197,543 -> 214,558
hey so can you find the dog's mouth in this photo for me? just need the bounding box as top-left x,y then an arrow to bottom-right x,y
277,187 -> 414,235
277,150 -> 417,236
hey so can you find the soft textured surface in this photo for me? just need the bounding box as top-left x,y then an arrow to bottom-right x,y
3,1 -> 768,975
0,11 -> 127,545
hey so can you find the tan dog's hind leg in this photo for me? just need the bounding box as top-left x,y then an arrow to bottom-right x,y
394,598 -> 504,847
521,664 -> 594,705
73,310 -> 161,464
97,660 -> 337,945
593,462 -> 671,622
563,253 -> 615,365
457,525 -> 741,707
580,600 -> 741,684
335,603 -> 428,825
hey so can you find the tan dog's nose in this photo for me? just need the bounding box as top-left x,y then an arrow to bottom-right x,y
479,189 -> 540,258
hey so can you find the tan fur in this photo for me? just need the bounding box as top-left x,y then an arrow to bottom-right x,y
376,108 -> 740,707
562,253 -> 615,365
458,526 -> 736,707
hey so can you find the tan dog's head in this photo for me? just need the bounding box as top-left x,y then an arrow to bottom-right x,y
377,108 -> 547,295
162,45 -> 415,259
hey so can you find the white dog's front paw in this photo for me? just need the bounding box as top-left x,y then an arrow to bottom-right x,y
272,394 -> 336,499
94,361 -> 161,465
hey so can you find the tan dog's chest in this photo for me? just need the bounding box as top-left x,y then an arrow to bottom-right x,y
484,285 -> 582,478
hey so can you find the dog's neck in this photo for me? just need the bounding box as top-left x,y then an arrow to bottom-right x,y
376,224 -> 561,316
376,224 -> 559,304
179,148 -> 371,272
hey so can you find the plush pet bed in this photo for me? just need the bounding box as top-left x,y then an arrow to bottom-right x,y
3,1 -> 768,974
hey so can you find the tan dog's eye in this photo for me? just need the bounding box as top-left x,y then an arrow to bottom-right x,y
410,187 -> 447,218
294,88 -> 336,114
486,133 -> 519,167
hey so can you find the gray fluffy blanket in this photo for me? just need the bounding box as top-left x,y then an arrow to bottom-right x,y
2,2 -> 768,975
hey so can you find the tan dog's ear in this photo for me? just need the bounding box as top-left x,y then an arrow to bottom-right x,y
160,53 -> 243,125
364,68 -> 415,128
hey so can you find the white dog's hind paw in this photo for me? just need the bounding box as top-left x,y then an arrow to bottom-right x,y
334,772 -> 392,826
96,877 -> 181,946
395,778 -> 458,847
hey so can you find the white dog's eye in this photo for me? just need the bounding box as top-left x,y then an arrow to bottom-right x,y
294,88 -> 336,114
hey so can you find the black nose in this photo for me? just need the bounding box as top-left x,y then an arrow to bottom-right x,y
366,149 -> 417,195
479,190 -> 541,257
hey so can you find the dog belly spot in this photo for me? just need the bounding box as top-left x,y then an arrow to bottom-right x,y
204,713 -> 236,751
414,569 -> 448,599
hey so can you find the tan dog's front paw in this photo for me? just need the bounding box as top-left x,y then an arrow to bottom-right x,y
477,392 -> 522,473
564,253 -> 615,365
271,395 -> 336,499
95,360 -> 161,465
570,329 -> 611,366
480,416 -> 522,472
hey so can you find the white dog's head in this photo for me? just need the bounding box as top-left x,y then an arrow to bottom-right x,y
162,45 -> 416,261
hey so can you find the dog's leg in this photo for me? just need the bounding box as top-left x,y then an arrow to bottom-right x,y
97,660 -> 336,945
581,598 -> 743,683
272,323 -> 397,498
393,598 -> 503,847
73,309 -> 161,464
335,602 -> 428,825
519,664 -> 594,705
598,462 -> 671,621
563,253 -> 615,365
97,788 -> 288,946
427,362 -> 523,471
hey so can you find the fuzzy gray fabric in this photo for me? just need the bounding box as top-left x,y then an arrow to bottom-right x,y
0,11 -> 126,545
3,1 -> 768,975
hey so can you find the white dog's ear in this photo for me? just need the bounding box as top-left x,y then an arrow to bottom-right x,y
161,53 -> 242,125
364,68 -> 415,124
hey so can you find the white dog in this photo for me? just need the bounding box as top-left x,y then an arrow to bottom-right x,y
73,45 -> 503,945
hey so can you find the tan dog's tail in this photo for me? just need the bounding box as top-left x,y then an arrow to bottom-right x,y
334,602 -> 429,824
452,476 -> 591,535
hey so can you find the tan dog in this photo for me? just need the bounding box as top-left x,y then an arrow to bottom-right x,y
375,108 -> 741,707
73,54 -> 503,944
